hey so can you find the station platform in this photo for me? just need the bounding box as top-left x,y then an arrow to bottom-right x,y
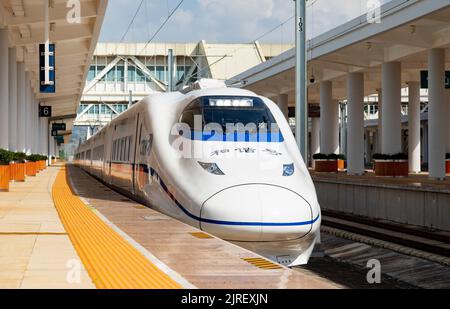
311,170 -> 450,193
0,165 -> 93,289
0,164 -> 341,289
311,170 -> 450,233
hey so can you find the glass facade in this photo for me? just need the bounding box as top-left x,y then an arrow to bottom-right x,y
77,103 -> 129,116
86,61 -> 192,84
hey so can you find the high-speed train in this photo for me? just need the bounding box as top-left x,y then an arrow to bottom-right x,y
74,81 -> 321,266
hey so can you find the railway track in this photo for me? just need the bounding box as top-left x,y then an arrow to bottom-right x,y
321,210 -> 450,258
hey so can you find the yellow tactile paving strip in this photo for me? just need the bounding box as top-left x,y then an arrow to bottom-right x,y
51,166 -> 181,289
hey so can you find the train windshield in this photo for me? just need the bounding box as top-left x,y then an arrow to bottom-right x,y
179,96 -> 283,142
181,96 -> 277,132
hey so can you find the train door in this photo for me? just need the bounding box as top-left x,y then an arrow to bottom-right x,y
132,113 -> 141,194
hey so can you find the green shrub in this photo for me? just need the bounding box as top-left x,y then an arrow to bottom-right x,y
328,153 -> 339,160
313,153 -> 346,160
12,152 -> 27,163
313,153 -> 328,160
0,149 -> 14,165
26,154 -> 48,162
392,153 -> 408,160
26,154 -> 39,162
372,153 -> 408,161
446,153 -> 450,160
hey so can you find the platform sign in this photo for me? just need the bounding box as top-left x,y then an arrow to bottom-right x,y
420,71 -> 450,89
52,123 -> 66,131
39,106 -> 52,118
55,136 -> 64,144
39,44 -> 56,93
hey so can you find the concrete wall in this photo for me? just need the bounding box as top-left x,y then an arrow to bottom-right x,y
314,180 -> 450,232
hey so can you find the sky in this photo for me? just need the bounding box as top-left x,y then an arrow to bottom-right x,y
99,0 -> 391,44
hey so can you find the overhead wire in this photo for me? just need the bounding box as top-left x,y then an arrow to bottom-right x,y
114,0 -> 318,87
117,0 -> 145,44
190,0 -> 321,86
137,0 -> 186,56
183,14 -> 296,84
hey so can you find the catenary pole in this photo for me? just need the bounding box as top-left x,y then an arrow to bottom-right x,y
295,0 -> 308,160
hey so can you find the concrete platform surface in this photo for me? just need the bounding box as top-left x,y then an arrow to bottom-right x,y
0,166 -> 94,289
1,164 -> 342,289
68,165 -> 341,289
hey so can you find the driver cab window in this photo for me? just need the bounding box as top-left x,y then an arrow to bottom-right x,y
179,97 -> 277,133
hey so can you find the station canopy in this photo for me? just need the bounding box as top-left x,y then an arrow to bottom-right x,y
0,0 -> 108,120
230,0 -> 450,103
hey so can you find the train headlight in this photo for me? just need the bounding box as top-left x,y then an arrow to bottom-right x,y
283,163 -> 295,176
208,98 -> 254,107
198,162 -> 225,175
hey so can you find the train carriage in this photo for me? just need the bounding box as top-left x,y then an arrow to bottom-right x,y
75,81 -> 321,266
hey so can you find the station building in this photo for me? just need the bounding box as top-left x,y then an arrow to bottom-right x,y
68,42 -> 293,154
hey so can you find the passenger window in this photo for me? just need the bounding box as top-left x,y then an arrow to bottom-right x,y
115,140 -> 119,161
121,138 -> 125,161
124,138 -> 128,162
128,136 -> 132,161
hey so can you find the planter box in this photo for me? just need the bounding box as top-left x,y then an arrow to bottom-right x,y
374,160 -> 409,177
10,162 -> 26,182
26,162 -> 37,177
0,165 -> 10,192
38,160 -> 46,171
315,160 -> 338,173
446,160 -> 450,174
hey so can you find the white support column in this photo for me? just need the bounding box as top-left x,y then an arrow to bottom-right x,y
25,73 -> 31,154
30,88 -> 35,154
373,131 -> 378,157
376,88 -> 382,153
39,118 -> 44,154
0,29 -> 9,150
17,62 -> 26,153
42,118 -> 47,155
446,89 -> 450,154
340,103 -> 347,157
44,119 -> 49,159
408,81 -> 421,173
34,97 -> 38,153
8,48 -> 17,152
33,97 -> 39,154
47,121 -> 52,165
347,72 -> 365,175
428,48 -> 446,180
381,62 -> 402,155
49,126 -> 54,159
277,93 -> 289,120
311,117 -> 320,155
38,116 -> 42,154
422,124 -> 429,164
365,130 -> 371,165
320,81 -> 339,154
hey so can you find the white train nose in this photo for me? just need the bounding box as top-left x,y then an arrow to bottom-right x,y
200,184 -> 314,242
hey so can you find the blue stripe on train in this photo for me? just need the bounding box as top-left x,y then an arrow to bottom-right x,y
189,131 -> 284,143
140,164 -> 319,227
